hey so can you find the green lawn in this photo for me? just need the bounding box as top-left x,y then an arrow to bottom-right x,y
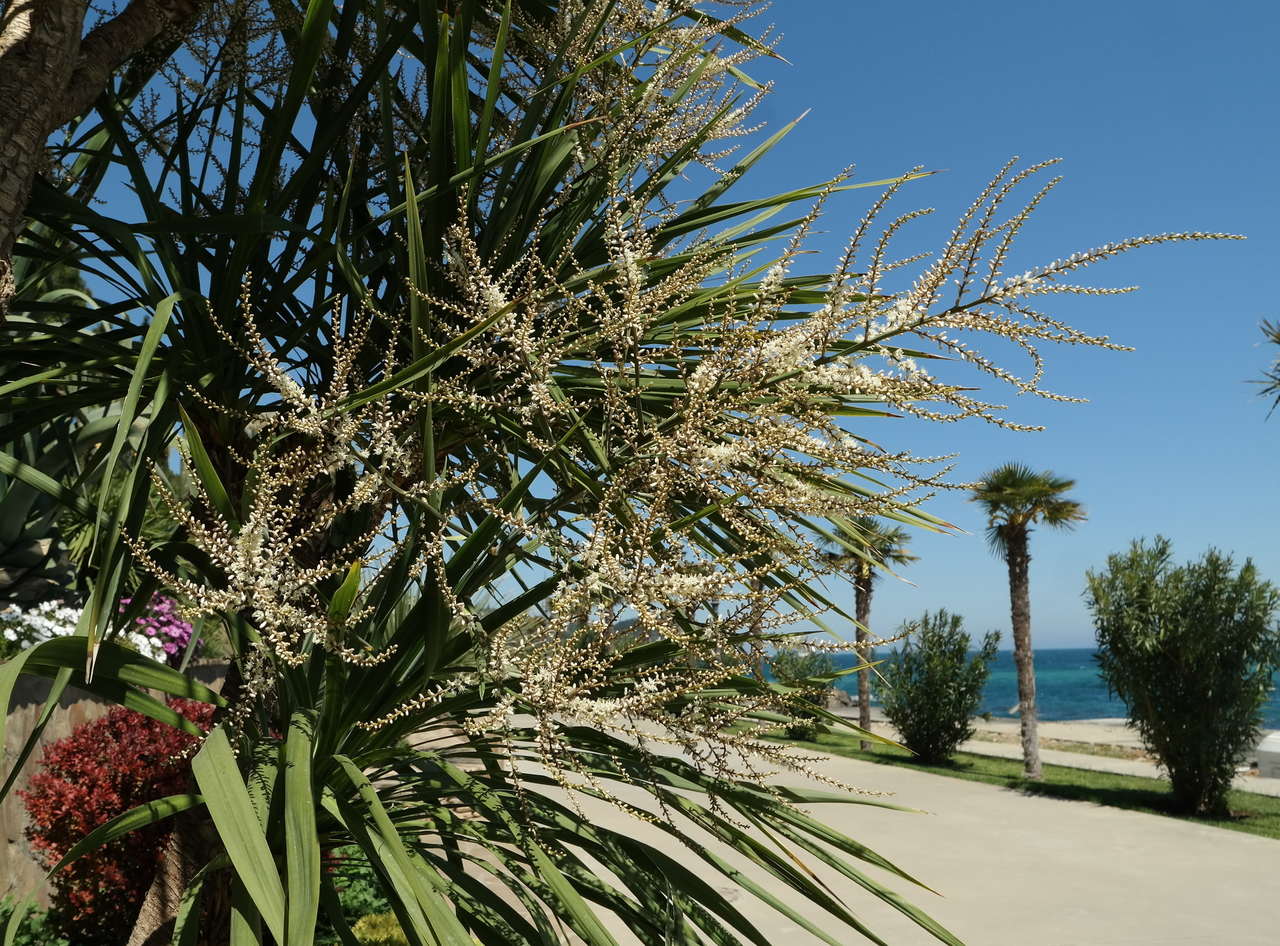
789,731 -> 1280,841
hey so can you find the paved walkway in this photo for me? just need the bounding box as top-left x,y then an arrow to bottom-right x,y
584,750 -> 1280,946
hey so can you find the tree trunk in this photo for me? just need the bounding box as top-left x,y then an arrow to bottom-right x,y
0,0 -> 85,315
853,569 -> 873,751
1005,529 -> 1041,779
0,0 -> 206,318
126,812 -> 231,946
128,658 -> 243,942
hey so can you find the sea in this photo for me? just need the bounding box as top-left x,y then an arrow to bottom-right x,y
831,647 -> 1280,729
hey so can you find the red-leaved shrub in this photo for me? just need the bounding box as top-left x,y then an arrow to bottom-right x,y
19,700 -> 215,945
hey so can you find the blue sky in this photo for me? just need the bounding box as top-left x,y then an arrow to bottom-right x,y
740,0 -> 1280,647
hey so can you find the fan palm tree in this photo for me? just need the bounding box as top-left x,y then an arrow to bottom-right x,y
825,518 -> 917,748
971,463 -> 1085,779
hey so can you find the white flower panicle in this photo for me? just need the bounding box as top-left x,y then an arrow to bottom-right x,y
119,9 -> 1240,811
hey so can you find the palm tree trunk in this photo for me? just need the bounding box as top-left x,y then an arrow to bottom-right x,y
1004,528 -> 1041,779
126,812 -> 230,946
854,569 -> 873,751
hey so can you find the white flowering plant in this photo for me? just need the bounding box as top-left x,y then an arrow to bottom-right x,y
0,596 -> 199,664
0,601 -> 81,661
0,2 -> 1235,944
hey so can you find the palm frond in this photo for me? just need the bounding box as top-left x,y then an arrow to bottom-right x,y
1259,319 -> 1280,416
971,462 -> 1085,559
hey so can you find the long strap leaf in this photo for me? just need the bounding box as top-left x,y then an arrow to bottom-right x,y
331,756 -> 474,946
47,794 -> 204,877
284,712 -> 321,946
192,727 -> 287,944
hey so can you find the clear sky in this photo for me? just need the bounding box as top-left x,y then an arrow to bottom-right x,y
738,0 -> 1280,648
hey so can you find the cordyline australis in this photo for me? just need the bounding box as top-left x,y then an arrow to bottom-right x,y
0,1 -> 1239,943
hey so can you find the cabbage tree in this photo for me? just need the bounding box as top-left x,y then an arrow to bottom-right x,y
0,1 -> 1230,942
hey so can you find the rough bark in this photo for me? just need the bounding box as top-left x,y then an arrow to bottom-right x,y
0,0 -> 206,318
0,0 -> 84,316
125,813 -> 222,946
1005,528 -> 1041,779
128,659 -> 242,942
853,568 -> 873,750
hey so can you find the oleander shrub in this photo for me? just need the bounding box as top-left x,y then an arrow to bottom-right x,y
878,610 -> 1000,763
1086,537 -> 1280,815
19,700 -> 216,945
0,900 -> 70,946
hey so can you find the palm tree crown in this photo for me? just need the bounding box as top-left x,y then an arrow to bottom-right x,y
1260,319 -> 1280,416
825,516 -> 918,581
823,516 -> 917,748
971,463 -> 1086,559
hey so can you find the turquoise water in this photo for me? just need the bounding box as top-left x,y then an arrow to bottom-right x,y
833,648 -> 1280,728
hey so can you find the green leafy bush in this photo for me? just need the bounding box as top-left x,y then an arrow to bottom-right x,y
0,900 -> 70,946
770,646 -> 835,739
1085,537 -> 1280,815
878,610 -> 999,763
352,912 -> 409,946
314,847 -> 393,944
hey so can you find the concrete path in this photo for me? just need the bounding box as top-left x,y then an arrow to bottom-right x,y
574,747 -> 1280,946
772,754 -> 1280,946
